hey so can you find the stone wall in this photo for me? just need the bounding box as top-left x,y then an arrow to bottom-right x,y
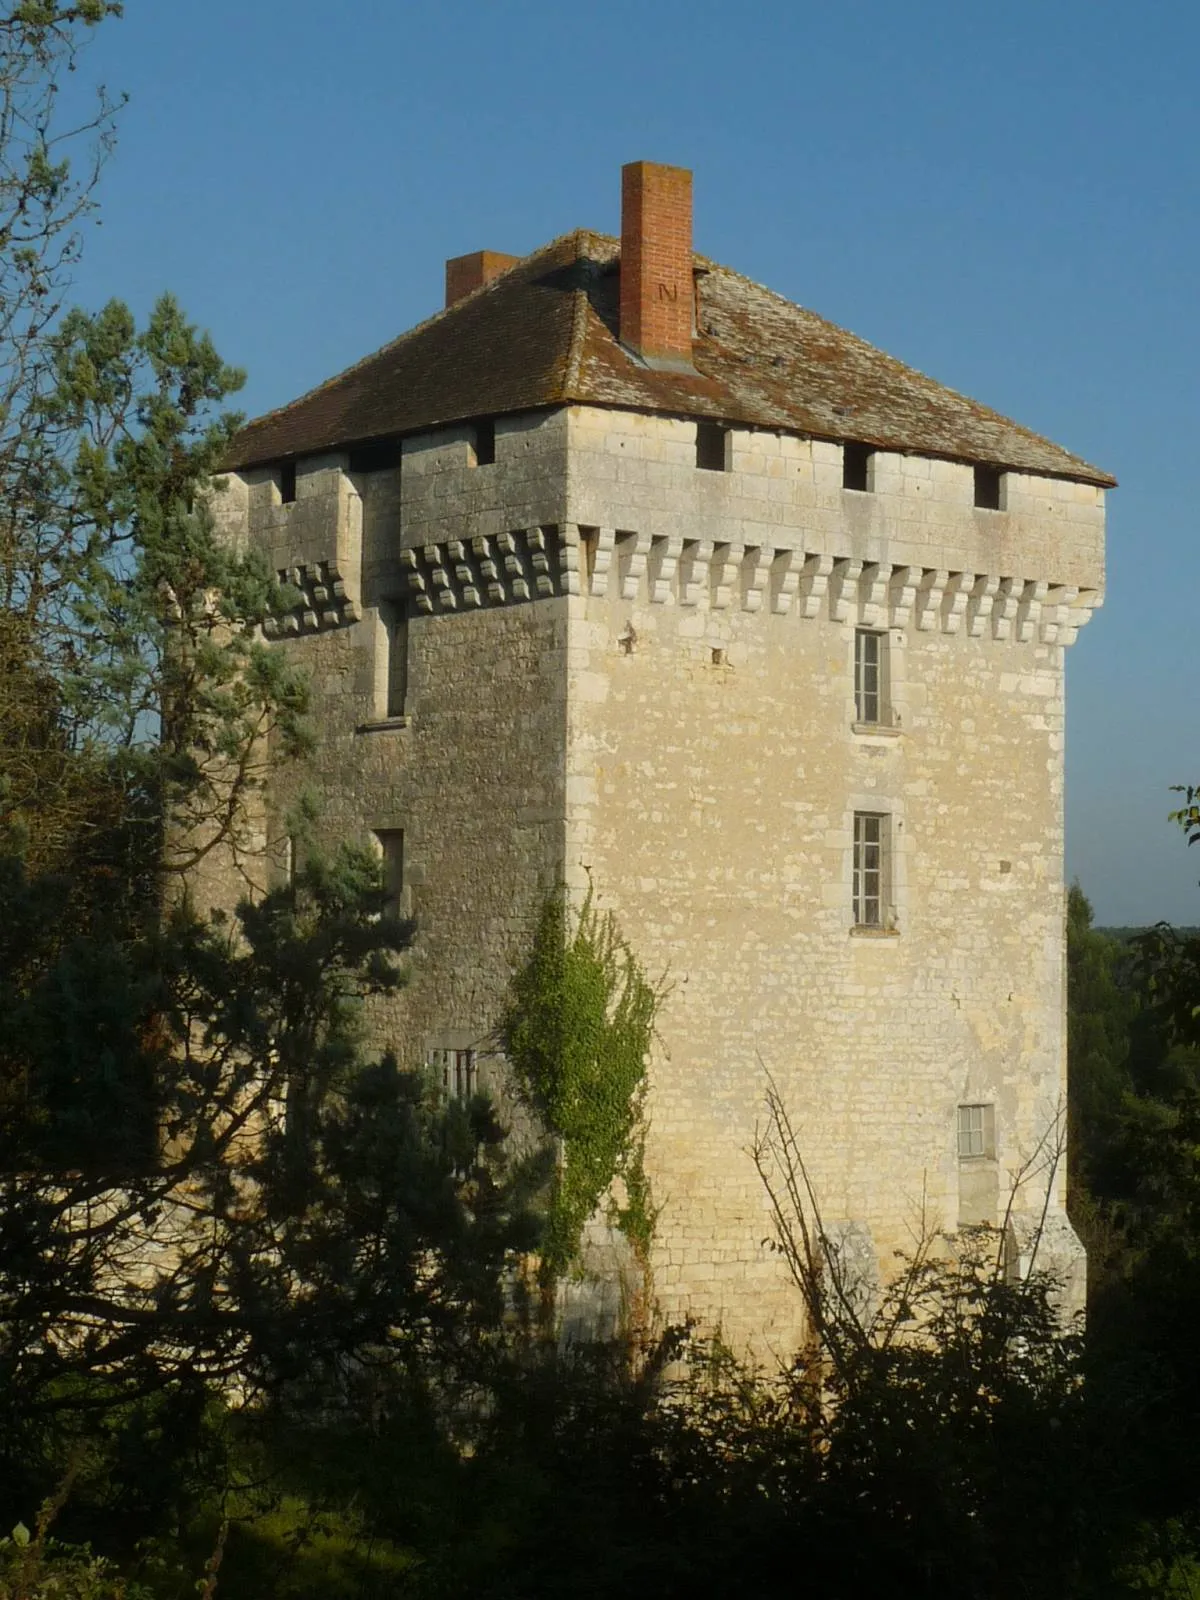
561,407 -> 1102,1352
208,400 -> 1104,1355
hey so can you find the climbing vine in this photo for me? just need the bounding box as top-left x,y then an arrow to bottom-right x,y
501,889 -> 662,1287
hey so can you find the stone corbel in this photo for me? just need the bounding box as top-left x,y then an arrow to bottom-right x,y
991,577 -> 1019,640
1039,584 -> 1078,645
1015,579 -> 1048,643
771,548 -> 801,615
798,554 -> 834,620
472,535 -> 507,605
887,566 -> 919,629
859,562 -> 889,628
914,569 -> 947,631
620,530 -> 652,601
447,540 -> 481,608
590,527 -> 616,598
742,546 -> 769,613
710,542 -> 744,609
496,530 -> 530,601
966,574 -> 999,637
940,571 -> 970,635
679,539 -> 712,607
650,534 -> 683,605
525,527 -> 556,598
1061,587 -> 1102,647
558,526 -> 583,598
829,558 -> 863,623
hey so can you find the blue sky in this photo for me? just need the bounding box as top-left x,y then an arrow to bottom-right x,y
68,0 -> 1198,923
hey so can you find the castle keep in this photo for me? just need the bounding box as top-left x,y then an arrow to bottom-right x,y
210,162 -> 1111,1351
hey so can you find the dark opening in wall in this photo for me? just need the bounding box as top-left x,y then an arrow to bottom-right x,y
472,419 -> 496,466
349,438 -> 401,474
843,442 -> 873,492
374,828 -> 404,919
974,464 -> 1002,509
279,459 -> 297,504
580,528 -> 599,589
696,421 -> 729,471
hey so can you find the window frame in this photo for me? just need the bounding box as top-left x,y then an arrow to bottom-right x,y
854,627 -> 889,726
852,810 -> 890,929
429,1047 -> 478,1101
956,1103 -> 996,1161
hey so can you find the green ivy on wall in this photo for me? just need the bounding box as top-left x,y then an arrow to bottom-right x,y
501,890 -> 662,1288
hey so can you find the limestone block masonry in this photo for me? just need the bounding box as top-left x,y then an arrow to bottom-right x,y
204,396 -> 1104,1357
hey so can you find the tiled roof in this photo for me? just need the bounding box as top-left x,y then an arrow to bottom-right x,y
222,231 -> 1115,487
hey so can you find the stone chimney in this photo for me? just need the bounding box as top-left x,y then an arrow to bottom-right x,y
444,250 -> 520,308
619,160 -> 694,369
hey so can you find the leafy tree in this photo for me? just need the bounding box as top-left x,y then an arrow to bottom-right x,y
0,10 -> 538,1569
501,890 -> 660,1292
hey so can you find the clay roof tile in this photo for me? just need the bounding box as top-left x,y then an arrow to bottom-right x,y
222,231 -> 1115,488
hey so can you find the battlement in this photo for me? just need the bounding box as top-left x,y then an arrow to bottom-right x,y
227,403 -> 1104,653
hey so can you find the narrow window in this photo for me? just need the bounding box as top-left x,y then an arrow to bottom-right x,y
854,629 -> 887,725
974,464 -> 1002,509
852,811 -> 889,927
957,1104 -> 996,1161
842,441 -> 873,492
696,421 -> 729,472
374,828 -> 404,918
471,419 -> 496,466
383,602 -> 408,719
279,459 -> 297,504
284,834 -> 298,887
430,1048 -> 478,1101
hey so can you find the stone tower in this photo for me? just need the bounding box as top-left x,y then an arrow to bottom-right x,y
210,161 -> 1111,1352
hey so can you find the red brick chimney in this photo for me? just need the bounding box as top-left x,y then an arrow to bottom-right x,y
445,250 -> 520,308
620,160 -> 694,368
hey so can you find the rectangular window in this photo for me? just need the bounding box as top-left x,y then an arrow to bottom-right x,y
974,464 -> 1002,510
430,1048 -> 477,1101
854,628 -> 887,725
957,1103 -> 996,1160
696,420 -> 729,471
374,829 -> 404,918
852,811 -> 889,927
384,602 -> 408,719
348,438 -> 401,475
843,441 -> 873,491
471,419 -> 496,466
279,459 -> 297,504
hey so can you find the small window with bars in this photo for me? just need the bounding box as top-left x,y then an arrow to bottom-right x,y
852,811 -> 889,927
429,1048 -> 478,1101
854,628 -> 887,725
957,1103 -> 996,1161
